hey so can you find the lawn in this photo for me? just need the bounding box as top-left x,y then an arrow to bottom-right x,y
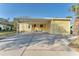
0,31 -> 16,36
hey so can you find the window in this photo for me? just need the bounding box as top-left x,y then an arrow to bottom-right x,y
40,24 -> 43,27
34,24 -> 36,27
28,25 -> 30,28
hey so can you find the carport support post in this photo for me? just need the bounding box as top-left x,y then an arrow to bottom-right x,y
16,22 -> 19,34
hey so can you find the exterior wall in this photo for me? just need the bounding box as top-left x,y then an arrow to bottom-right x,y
18,23 -> 32,32
49,20 -> 70,35
14,18 -> 70,35
18,21 -> 50,33
31,22 -> 50,32
73,18 -> 79,35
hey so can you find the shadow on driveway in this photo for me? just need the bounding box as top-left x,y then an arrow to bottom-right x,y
0,33 -> 70,51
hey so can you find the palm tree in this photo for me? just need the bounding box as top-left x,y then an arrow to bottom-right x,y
70,4 -> 79,17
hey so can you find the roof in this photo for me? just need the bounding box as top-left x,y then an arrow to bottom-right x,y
14,17 -> 52,22
0,18 -> 9,25
53,18 -> 70,21
0,18 -> 8,22
14,17 -> 71,22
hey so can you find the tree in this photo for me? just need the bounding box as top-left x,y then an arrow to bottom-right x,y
70,4 -> 79,17
66,16 -> 72,18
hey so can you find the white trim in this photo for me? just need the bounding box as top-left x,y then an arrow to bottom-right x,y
52,18 -> 71,19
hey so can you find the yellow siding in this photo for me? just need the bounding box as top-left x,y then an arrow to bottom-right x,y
18,23 -> 32,32
18,21 -> 50,33
14,18 -> 70,35
49,20 -> 70,35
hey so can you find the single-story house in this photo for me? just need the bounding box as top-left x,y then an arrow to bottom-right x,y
13,17 -> 70,35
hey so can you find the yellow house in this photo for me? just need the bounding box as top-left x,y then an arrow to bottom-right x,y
13,17 -> 70,35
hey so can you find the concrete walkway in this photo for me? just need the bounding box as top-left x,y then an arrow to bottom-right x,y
0,32 -> 79,56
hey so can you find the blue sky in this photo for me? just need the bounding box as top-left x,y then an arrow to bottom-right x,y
0,3 -> 76,24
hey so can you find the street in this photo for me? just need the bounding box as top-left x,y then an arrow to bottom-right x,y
0,32 -> 79,56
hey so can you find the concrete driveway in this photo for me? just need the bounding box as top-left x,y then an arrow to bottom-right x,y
0,32 -> 79,56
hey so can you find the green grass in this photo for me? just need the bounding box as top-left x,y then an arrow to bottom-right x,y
0,31 -> 16,36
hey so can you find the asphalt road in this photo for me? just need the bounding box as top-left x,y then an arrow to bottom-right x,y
0,32 -> 79,56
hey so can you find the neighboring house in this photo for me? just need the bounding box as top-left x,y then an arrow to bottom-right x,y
73,17 -> 79,35
13,17 -> 70,35
0,18 -> 11,31
0,24 -> 4,31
